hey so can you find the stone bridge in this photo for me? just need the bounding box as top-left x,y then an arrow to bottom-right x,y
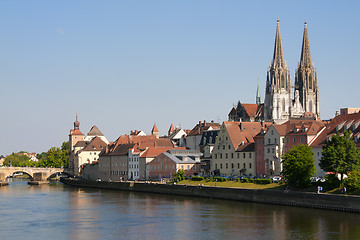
0,167 -> 70,181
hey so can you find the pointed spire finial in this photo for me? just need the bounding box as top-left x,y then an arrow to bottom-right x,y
272,18 -> 285,68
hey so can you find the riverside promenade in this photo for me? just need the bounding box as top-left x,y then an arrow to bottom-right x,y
61,178 -> 360,213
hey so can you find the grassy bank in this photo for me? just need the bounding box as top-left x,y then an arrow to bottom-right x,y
177,180 -> 283,190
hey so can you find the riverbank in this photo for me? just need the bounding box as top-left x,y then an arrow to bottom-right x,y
61,178 -> 360,213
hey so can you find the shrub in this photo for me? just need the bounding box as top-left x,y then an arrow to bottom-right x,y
254,178 -> 272,184
214,177 -> 227,182
325,174 -> 341,189
241,178 -> 249,183
191,176 -> 204,181
345,171 -> 360,192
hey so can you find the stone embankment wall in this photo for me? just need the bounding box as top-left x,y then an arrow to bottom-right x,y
61,178 -> 360,213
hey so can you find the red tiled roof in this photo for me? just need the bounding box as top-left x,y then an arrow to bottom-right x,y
70,129 -> 84,136
242,104 -> 258,118
223,121 -> 263,150
152,124 -> 159,133
310,112 -> 360,148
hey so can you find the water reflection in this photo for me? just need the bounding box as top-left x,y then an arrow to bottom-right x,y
0,180 -> 359,240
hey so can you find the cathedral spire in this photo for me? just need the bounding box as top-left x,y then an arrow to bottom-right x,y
299,20 -> 312,68
256,78 -> 261,105
272,18 -> 285,68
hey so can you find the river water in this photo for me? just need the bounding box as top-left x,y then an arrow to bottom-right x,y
1,179 -> 359,240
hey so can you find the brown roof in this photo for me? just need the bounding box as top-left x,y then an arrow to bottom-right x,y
87,125 -> 104,136
223,121 -> 263,150
100,143 -> 135,157
74,141 -> 87,148
188,121 -> 221,136
81,137 -> 108,152
140,146 -> 186,158
310,112 -> 360,148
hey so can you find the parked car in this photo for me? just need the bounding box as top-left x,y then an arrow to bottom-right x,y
271,176 -> 282,183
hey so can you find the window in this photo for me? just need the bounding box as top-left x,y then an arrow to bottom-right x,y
300,137 -> 303,143
226,163 -> 228,169
258,162 -> 260,167
268,138 -> 271,144
181,165 -> 184,170
267,148 -> 270,153
187,165 -> 190,170
223,145 -> 225,149
274,138 -> 277,144
293,138 -> 296,143
238,163 -> 240,169
228,145 -> 231,149
226,153 -> 228,159
272,148 -> 275,153
215,163 -> 218,169
231,163 -> 234,169
271,130 -> 274,135
249,163 -> 252,169
249,153 -> 252,158
220,153 -> 222,159
243,163 -> 246,168
258,150 -> 260,155
237,153 -> 240,158
231,153 -> 234,158
215,154 -> 217,159
226,137 -> 228,141
243,153 -> 246,158
282,138 -> 285,143
220,164 -> 223,169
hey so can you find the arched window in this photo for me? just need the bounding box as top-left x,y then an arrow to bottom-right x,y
281,74 -> 285,88
308,74 -> 313,90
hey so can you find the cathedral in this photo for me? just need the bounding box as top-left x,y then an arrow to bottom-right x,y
229,19 -> 320,123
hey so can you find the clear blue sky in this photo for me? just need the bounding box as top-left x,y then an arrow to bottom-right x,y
1,1 -> 359,155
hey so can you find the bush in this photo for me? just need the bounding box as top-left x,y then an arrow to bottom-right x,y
191,176 -> 204,181
325,174 -> 341,189
254,178 -> 272,184
345,171 -> 360,192
241,178 -> 249,183
214,177 -> 227,182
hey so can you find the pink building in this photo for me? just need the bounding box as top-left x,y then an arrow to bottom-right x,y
148,150 -> 202,180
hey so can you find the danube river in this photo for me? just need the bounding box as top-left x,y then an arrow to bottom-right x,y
1,179 -> 360,240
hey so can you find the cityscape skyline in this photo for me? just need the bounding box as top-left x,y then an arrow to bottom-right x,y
1,1 -> 359,155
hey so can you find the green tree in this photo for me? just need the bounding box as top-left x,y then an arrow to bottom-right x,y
3,153 -> 30,166
174,169 -> 185,181
38,141 -> 69,168
320,131 -> 360,184
345,170 -> 360,192
282,144 -> 316,188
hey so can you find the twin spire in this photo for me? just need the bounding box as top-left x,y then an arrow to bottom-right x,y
272,19 -> 312,69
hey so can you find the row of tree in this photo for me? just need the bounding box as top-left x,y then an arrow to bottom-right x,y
3,142 -> 69,168
282,131 -> 360,190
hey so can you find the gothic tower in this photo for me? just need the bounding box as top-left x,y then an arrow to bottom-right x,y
264,19 -> 292,123
295,21 -> 320,118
